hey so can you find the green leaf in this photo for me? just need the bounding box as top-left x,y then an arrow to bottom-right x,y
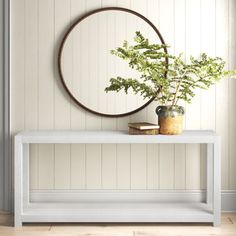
105,32 -> 236,105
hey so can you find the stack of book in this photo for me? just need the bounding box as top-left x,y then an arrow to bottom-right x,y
128,122 -> 159,135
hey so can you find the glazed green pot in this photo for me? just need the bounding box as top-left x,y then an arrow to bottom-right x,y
156,105 -> 185,135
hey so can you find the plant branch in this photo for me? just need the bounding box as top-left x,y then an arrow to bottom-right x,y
105,31 -> 236,106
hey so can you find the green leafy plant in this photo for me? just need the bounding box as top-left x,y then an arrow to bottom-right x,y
105,31 -> 236,106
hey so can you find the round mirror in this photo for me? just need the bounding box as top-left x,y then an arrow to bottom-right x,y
58,7 -> 167,117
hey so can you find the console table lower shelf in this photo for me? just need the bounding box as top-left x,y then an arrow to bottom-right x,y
22,202 -> 213,223
14,130 -> 221,227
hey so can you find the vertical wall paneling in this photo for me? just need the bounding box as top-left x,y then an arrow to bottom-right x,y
83,0 -> 103,190
129,0 -> 148,123
215,0 -> 229,190
38,145 -> 54,189
102,144 -> 117,189
146,0 -> 160,190
158,0 -> 175,190
70,0 -> 87,190
129,0 -> 148,190
54,144 -> 70,189
54,0 -> 71,130
117,144 -> 131,189
25,0 -> 39,190
159,144 -> 174,189
71,144 -> 86,189
70,0 -> 86,130
26,0 -> 37,189
173,0 -> 186,190
25,0 -> 38,130
131,144 -> 147,189
115,0 -> 131,186
147,144 -> 159,189
11,0 -> 236,193
85,0 -> 102,130
11,0 -> 25,133
186,144 -> 201,189
102,0 -> 130,191
200,0 -> 216,130
185,0 -> 202,190
199,0 -> 217,190
38,0 -> 54,189
229,0 -> 236,189
146,0 -> 159,126
115,1 -> 131,131
99,1 -> 118,189
185,0 -> 201,130
174,144 -> 186,189
38,0 -> 54,129
185,0 -> 203,188
54,0 -> 71,190
86,144 -> 102,189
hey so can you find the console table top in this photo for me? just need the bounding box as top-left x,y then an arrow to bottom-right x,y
15,130 -> 219,144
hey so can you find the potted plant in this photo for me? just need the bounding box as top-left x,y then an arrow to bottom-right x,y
105,32 -> 236,134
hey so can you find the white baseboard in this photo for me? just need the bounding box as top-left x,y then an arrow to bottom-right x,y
221,190 -> 236,212
30,189 -> 236,212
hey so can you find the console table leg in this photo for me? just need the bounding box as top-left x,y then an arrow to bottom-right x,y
14,137 -> 23,227
207,143 -> 213,205
213,137 -> 221,227
23,144 -> 30,206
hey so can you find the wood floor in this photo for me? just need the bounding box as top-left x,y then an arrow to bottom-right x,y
1,212 -> 236,236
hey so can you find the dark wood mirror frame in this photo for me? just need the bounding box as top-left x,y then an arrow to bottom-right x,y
58,7 -> 168,118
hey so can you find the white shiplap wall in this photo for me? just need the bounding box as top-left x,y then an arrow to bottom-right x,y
11,0 -> 236,191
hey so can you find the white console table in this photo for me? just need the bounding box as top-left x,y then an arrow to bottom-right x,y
14,130 -> 221,227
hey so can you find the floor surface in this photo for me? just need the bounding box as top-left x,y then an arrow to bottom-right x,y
0,212 -> 236,236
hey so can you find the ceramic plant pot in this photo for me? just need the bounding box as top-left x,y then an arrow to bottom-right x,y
156,105 -> 185,135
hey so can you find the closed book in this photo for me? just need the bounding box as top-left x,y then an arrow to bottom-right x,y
129,127 -> 159,135
128,122 -> 159,130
